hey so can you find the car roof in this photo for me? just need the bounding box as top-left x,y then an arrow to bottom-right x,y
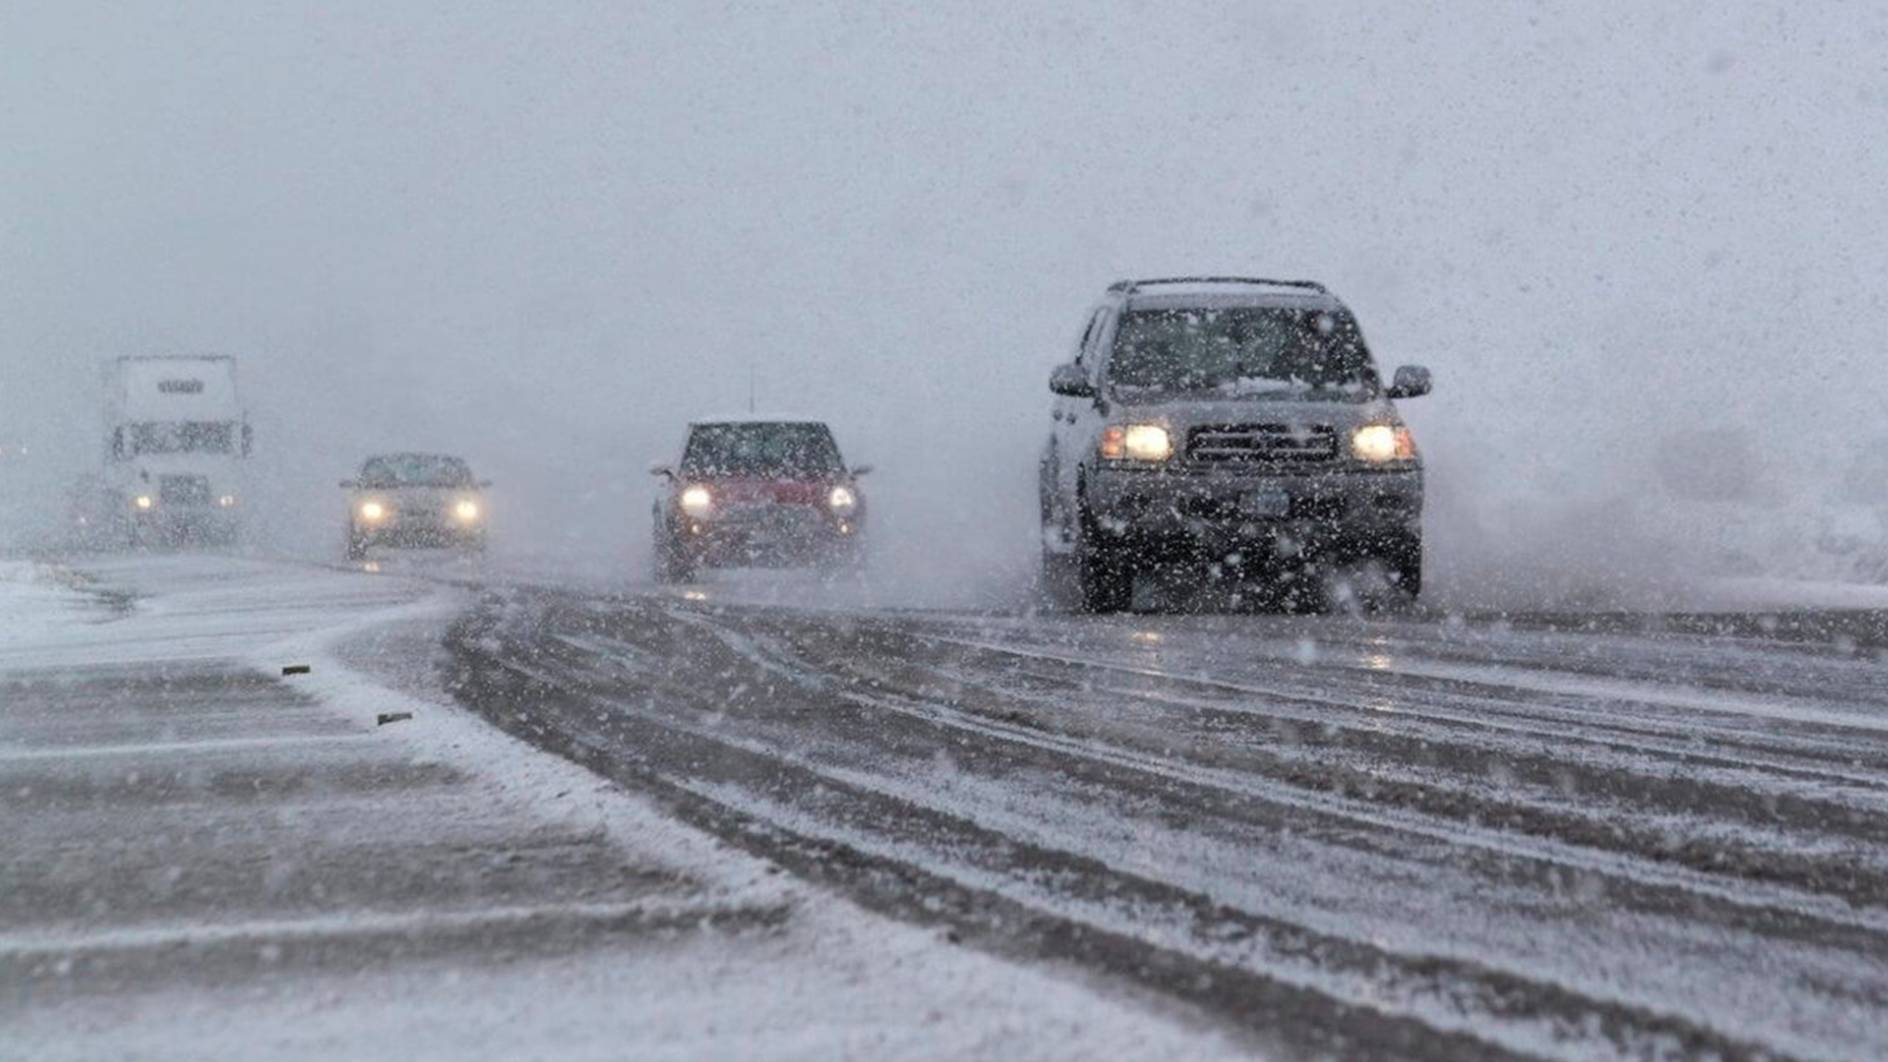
688,416 -> 831,428
1109,276 -> 1345,312
362,452 -> 468,464
1124,289 -> 1344,312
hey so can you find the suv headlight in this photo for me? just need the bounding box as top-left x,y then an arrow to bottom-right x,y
453,499 -> 481,522
1352,424 -> 1416,463
680,485 -> 714,518
828,485 -> 858,515
1101,424 -> 1173,462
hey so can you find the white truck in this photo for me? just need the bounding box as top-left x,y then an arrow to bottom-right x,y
101,356 -> 251,547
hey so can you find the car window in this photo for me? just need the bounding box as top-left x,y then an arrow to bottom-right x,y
360,454 -> 475,487
1074,308 -> 1106,364
682,423 -> 843,477
1107,306 -> 1377,399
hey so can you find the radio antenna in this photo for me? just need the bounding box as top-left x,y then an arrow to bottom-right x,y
747,365 -> 756,414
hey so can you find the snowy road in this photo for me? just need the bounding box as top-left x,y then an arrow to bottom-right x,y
7,554 -> 1888,1059
0,558 -> 1239,1061
446,576 -> 1888,1060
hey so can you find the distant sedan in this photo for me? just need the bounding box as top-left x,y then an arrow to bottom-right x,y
341,452 -> 490,560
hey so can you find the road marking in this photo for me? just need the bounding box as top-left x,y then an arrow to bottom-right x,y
0,898 -> 774,959
0,732 -> 369,763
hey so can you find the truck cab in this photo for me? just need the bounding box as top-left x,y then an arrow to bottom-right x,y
104,356 -> 251,547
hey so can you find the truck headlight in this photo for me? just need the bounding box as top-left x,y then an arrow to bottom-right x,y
1352,424 -> 1416,463
680,485 -> 713,518
133,495 -> 154,511
217,495 -> 237,509
828,485 -> 858,515
453,499 -> 480,522
1101,424 -> 1173,462
358,501 -> 387,522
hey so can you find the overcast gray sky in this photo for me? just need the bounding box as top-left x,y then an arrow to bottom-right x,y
5,2 -> 1884,599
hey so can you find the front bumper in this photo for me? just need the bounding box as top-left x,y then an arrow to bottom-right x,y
1086,464 -> 1421,561
672,509 -> 862,567
133,507 -> 241,541
353,518 -> 484,548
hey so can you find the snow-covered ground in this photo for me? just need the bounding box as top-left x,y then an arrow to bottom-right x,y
0,555 -> 1242,1060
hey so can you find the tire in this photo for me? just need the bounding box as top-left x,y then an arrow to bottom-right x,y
1383,532 -> 1423,600
345,530 -> 369,562
1078,544 -> 1133,613
1075,512 -> 1134,614
655,545 -> 694,585
1068,482 -> 1133,614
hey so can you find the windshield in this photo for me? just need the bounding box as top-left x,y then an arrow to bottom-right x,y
128,421 -> 236,455
682,423 -> 843,477
1108,307 -> 1377,398
360,454 -> 475,488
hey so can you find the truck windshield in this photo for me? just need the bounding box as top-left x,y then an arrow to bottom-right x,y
682,423 -> 843,477
129,421 -> 236,455
1109,307 -> 1377,399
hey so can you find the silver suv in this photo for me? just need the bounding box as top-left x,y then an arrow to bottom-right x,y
1039,277 -> 1432,611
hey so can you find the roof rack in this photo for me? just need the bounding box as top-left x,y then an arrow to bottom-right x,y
1108,276 -> 1328,295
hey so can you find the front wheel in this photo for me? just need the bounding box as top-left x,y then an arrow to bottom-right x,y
345,529 -> 369,562
1385,533 -> 1422,599
1077,539 -> 1134,613
1364,532 -> 1422,610
655,545 -> 695,585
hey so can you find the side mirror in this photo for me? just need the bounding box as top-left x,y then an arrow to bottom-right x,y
1386,365 -> 1433,400
850,464 -> 874,477
648,462 -> 673,478
339,480 -> 359,489
241,423 -> 254,457
1049,363 -> 1095,398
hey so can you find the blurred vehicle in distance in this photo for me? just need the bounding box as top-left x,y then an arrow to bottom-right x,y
1040,277 -> 1432,612
341,453 -> 490,561
103,356 -> 252,548
650,418 -> 868,583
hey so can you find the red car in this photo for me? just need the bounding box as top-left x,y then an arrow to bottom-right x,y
651,419 -> 869,582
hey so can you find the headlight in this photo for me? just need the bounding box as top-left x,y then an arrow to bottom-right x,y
679,485 -> 713,518
358,501 -> 387,522
828,485 -> 858,515
453,499 -> 480,522
217,495 -> 237,509
1352,424 -> 1416,463
1100,424 -> 1173,462
133,495 -> 154,511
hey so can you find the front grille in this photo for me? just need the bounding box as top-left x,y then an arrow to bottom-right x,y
1188,424 -> 1338,464
159,475 -> 211,506
1177,495 -> 1344,521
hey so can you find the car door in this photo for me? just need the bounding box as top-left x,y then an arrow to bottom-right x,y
1051,305 -> 1114,517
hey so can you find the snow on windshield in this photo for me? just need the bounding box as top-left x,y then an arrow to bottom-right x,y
1109,307 -> 1375,398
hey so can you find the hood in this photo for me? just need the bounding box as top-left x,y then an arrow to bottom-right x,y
689,475 -> 840,506
1111,395 -> 1401,434
350,484 -> 482,506
118,453 -> 242,486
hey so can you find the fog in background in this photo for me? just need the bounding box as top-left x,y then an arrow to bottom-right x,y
4,2 -> 1885,608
